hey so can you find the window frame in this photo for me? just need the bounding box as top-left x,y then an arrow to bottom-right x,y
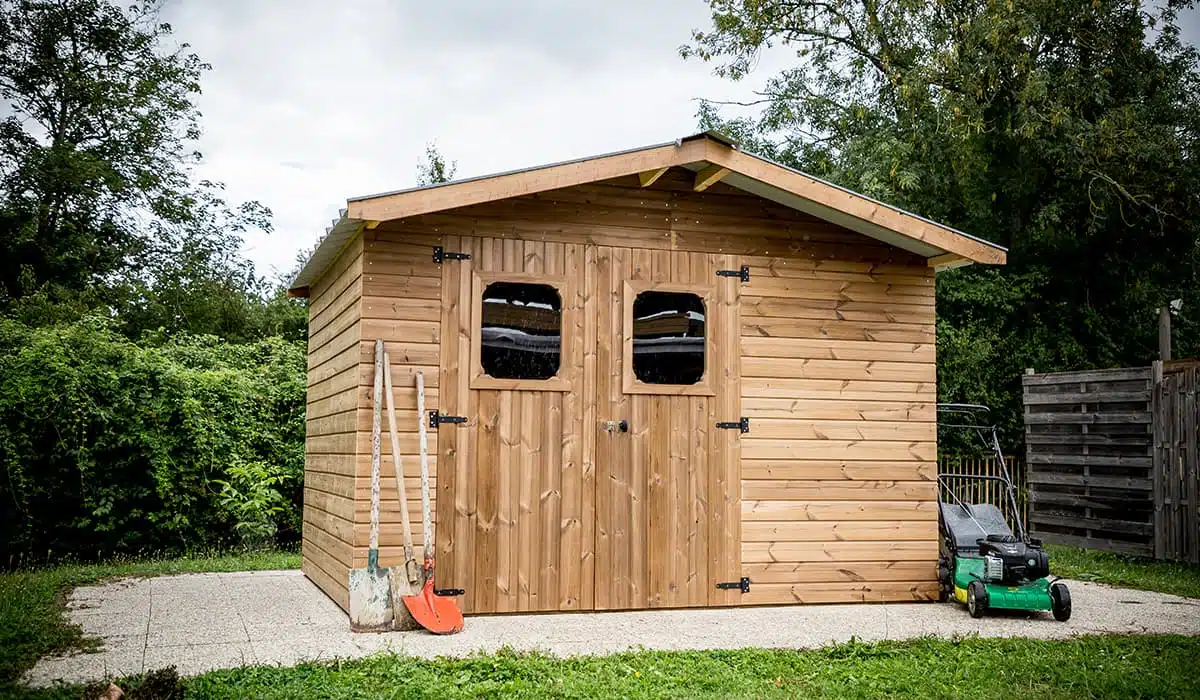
470,271 -> 576,392
621,280 -> 716,396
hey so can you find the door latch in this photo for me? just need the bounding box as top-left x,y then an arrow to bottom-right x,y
602,419 -> 629,433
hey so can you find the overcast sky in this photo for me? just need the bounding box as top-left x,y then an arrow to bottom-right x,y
158,1 -> 1200,281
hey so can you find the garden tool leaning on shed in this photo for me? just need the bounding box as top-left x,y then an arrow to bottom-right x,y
348,339 -> 393,631
400,370 -> 465,634
383,351 -> 422,629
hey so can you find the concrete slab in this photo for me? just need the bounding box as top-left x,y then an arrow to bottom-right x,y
24,569 -> 1200,688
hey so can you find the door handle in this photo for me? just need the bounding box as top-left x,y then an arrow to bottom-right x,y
602,420 -> 629,433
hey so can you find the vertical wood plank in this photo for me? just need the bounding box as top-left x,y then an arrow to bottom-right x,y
593,245 -> 614,610
579,243 -> 598,610
475,388 -> 500,613
710,252 -> 742,606
436,234 -> 461,591
517,390 -> 536,610
560,243 -> 585,609
543,391 -> 564,608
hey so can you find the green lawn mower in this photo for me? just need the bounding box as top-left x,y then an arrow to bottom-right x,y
937,404 -> 1071,621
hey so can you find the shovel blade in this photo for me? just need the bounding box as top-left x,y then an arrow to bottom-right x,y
348,567 -> 393,632
402,579 -> 464,635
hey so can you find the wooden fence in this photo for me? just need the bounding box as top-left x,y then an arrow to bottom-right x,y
937,456 -> 1028,532
1154,364 -> 1199,563
1022,363 -> 1200,561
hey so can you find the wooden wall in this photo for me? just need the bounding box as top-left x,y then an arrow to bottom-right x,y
737,252 -> 940,604
305,167 -> 940,611
302,235 -> 364,611
355,231 -> 443,571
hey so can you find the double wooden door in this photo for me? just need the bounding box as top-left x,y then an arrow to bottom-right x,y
436,235 -> 742,614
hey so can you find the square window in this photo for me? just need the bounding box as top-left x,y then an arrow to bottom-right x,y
480,281 -> 562,380
631,290 -> 706,385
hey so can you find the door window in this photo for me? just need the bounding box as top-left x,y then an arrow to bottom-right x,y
631,291 -> 706,385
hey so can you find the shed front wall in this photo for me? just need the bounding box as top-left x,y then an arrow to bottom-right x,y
308,168 -> 938,612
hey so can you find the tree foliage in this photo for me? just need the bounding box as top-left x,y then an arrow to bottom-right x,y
416,142 -> 457,186
0,0 -> 303,341
685,0 -> 1200,446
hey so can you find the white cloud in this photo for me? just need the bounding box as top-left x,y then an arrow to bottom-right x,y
159,0 -> 788,281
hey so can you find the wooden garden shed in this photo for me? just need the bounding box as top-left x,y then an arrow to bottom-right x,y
288,132 -> 1006,616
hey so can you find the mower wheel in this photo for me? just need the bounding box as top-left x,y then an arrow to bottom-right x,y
967,581 -> 989,619
937,557 -> 952,602
1051,582 -> 1072,622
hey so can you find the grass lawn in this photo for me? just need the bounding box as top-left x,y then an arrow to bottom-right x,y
1048,544 -> 1200,598
14,635 -> 1200,699
0,549 -> 299,693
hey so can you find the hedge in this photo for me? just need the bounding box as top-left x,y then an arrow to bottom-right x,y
0,317 -> 306,565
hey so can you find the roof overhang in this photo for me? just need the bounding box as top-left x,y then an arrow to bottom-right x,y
289,132 -> 1005,295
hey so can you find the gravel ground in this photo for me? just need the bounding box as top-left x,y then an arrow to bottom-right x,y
25,570 -> 1200,687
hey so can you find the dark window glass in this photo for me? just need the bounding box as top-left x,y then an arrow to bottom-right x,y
632,291 -> 705,385
480,282 -> 562,380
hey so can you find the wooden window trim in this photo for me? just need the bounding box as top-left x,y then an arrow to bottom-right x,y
622,280 -> 716,396
470,271 -> 577,392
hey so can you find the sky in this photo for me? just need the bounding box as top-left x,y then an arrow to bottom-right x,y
159,1 -> 1200,282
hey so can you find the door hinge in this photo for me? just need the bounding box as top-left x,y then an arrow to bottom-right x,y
716,577 -> 751,593
432,246 -> 471,264
716,417 -> 750,433
434,588 -> 465,597
716,265 -> 750,282
428,412 -> 468,429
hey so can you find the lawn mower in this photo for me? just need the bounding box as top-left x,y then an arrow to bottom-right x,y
937,404 -> 1071,621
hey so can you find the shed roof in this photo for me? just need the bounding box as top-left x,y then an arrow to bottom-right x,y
289,131 -> 1005,296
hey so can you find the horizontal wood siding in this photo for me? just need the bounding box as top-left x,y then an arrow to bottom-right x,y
737,248 -> 939,605
303,235 -> 364,611
355,231 -> 443,569
344,167 -> 941,610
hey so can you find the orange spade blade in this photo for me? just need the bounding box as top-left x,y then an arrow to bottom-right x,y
402,578 -> 464,635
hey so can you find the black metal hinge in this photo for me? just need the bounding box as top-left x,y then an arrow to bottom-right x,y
716,417 -> 750,433
432,246 -> 471,264
716,577 -> 751,593
428,412 -> 468,429
434,588 -> 465,597
716,265 -> 750,282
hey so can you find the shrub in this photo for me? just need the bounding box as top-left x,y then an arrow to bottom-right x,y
0,316 -> 305,564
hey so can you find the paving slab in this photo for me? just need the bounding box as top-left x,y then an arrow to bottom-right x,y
24,570 -> 1200,688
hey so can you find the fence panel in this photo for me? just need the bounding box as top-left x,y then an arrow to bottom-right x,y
1154,365 -> 1200,563
1021,367 -> 1155,556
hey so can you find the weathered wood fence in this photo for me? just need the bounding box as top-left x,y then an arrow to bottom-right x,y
937,456 -> 1028,532
1021,363 -> 1199,562
1154,364 -> 1199,563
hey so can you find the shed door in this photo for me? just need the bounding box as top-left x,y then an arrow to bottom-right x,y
435,235 -> 591,614
591,246 -> 744,609
436,237 -> 742,613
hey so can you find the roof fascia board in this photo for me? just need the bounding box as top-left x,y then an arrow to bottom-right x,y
700,140 -> 1006,265
347,138 -> 711,222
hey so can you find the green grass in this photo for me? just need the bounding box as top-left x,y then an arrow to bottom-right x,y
1049,544 -> 1200,598
18,635 -> 1200,699
0,549 -> 299,692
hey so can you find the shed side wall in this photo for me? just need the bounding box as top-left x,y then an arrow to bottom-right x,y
303,235 -> 364,611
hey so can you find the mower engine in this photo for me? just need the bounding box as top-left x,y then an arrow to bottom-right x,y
978,536 -> 1050,585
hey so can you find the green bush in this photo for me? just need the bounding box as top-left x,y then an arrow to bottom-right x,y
0,317 -> 306,564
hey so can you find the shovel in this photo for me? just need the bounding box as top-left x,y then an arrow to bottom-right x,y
401,370 -> 465,634
382,354 -> 422,630
349,339 -> 393,632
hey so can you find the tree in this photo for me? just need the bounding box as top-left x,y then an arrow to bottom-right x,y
416,142 -> 457,186
684,0 -> 1200,447
0,0 -> 277,339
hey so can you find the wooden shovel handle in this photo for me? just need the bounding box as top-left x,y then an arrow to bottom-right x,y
382,353 -> 416,566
